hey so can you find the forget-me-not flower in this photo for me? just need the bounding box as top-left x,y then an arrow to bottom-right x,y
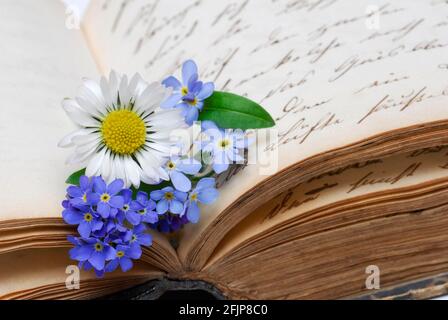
150,186 -> 187,215
69,237 -> 116,272
184,178 -> 219,223
88,177 -> 125,218
62,203 -> 103,238
130,191 -> 159,224
105,244 -> 141,273
163,156 -> 202,192
200,121 -> 250,174
66,175 -> 94,207
161,60 -> 214,125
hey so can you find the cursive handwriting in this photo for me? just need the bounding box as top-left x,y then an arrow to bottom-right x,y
347,162 -> 421,193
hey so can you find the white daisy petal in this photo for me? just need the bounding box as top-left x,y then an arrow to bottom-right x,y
65,152 -> 83,165
139,92 -> 169,116
58,130 -> 79,148
135,151 -> 163,181
75,96 -> 103,119
75,138 -> 100,155
148,131 -> 172,140
124,156 -> 141,188
58,128 -> 95,148
114,156 -> 127,184
119,75 -> 131,107
140,171 -> 160,185
109,70 -> 121,105
157,166 -> 170,181
86,148 -> 106,177
62,99 -> 99,127
66,145 -> 96,165
134,82 -> 164,114
78,79 -> 107,116
100,150 -> 112,182
148,109 -> 185,128
71,132 -> 100,146
128,73 -> 146,98
107,154 -> 117,184
100,76 -> 113,107
146,142 -> 173,155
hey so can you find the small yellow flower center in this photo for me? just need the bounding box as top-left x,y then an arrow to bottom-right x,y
131,235 -> 137,242
84,213 -> 93,222
100,193 -> 111,202
139,209 -> 146,215
82,193 -> 87,203
219,139 -> 230,149
164,192 -> 174,200
94,243 -> 103,252
167,161 -> 176,170
181,86 -> 188,96
190,193 -> 198,201
101,109 -> 146,155
123,204 -> 129,211
116,251 -> 125,258
188,97 -> 198,106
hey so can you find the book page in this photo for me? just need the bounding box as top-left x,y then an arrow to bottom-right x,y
0,0 -> 97,221
0,248 -> 162,299
82,0 -> 448,260
206,146 -> 448,266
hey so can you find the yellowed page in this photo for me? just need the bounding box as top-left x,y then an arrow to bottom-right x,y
0,0 -> 99,221
207,146 -> 448,266
0,248 -> 162,299
82,0 -> 448,261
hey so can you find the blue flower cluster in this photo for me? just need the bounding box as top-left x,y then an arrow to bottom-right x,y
63,176 -> 153,277
63,174 -> 219,276
63,59 -> 253,277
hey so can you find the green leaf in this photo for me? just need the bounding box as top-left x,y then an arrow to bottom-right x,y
65,168 -> 86,185
199,91 -> 275,130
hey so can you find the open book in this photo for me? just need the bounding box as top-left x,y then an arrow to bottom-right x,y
1,0 -> 448,299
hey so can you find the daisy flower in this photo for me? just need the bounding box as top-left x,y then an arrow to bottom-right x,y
58,71 -> 185,188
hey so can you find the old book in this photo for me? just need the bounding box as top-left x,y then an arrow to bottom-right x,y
1,0 -> 448,299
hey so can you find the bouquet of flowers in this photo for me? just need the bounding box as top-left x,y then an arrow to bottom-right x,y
59,60 -> 275,277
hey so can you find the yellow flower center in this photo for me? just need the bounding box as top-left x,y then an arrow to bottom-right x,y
188,97 -> 198,106
131,235 -> 137,242
181,86 -> 188,96
83,213 -> 93,222
116,251 -> 125,258
190,193 -> 198,201
167,161 -> 176,170
219,139 -> 230,149
164,192 -> 174,200
139,209 -> 146,215
82,193 -> 87,203
101,109 -> 146,155
100,193 -> 111,202
94,243 -> 103,252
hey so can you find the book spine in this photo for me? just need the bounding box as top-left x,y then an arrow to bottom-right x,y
101,278 -> 227,300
